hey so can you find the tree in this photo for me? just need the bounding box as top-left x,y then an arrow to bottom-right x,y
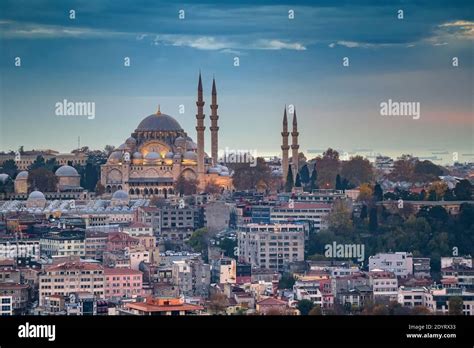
454,179 -> 472,200
411,306 -> 431,315
297,300 -> 314,315
278,273 -> 295,289
325,199 -> 353,235
231,158 -> 272,191
389,154 -> 416,182
95,182 -> 105,195
299,164 -> 310,185
208,293 -> 228,314
414,160 -> 444,182
175,174 -> 198,195
341,156 -> 374,187
309,163 -> 318,191
27,168 -> 57,192
427,181 -> 448,201
285,165 -> 294,192
358,183 -> 373,203
448,296 -> 463,315
360,205 -> 368,220
369,207 -> 378,232
28,155 -> 46,171
308,305 -> 322,315
335,174 -> 342,190
314,148 -> 340,189
204,180 -> 222,195
373,183 -> 383,202
294,173 -> 302,188
83,162 -> 99,191
1,159 -> 18,177
188,227 -> 209,254
104,145 -> 115,155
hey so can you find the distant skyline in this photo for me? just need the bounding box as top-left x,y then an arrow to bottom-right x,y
0,0 -> 473,165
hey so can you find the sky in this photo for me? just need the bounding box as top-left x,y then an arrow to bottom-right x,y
0,0 -> 473,164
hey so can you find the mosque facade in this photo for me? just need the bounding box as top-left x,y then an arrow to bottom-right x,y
100,73 -> 232,197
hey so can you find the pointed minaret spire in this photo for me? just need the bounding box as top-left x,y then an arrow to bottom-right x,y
281,106 -> 290,181
210,76 -> 219,165
196,71 -> 206,175
291,107 -> 300,177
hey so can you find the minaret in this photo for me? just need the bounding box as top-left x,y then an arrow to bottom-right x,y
281,107 -> 289,180
196,72 -> 206,175
291,107 -> 299,176
210,77 -> 219,166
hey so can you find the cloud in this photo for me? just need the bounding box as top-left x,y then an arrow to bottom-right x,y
152,35 -> 306,52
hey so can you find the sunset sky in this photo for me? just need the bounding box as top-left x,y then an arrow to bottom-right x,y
0,0 -> 473,164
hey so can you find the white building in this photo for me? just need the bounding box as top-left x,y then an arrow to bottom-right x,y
237,223 -> 305,270
369,270 -> 398,302
397,286 -> 427,307
122,223 -> 154,237
369,252 -> 413,278
270,202 -> 331,231
424,288 -> 474,315
40,233 -> 85,258
293,280 -> 323,306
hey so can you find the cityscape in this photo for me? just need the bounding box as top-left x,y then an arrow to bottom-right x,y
0,0 -> 473,325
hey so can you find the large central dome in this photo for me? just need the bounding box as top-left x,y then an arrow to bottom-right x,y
136,112 -> 183,132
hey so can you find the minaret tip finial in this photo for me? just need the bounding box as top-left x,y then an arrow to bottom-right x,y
156,104 -> 161,115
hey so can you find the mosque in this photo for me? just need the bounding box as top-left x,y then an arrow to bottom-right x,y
100,73 -> 232,197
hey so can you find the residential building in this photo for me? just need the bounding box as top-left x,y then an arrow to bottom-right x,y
237,223 -> 305,271
104,268 -> 143,300
369,252 -> 413,278
39,262 -> 105,306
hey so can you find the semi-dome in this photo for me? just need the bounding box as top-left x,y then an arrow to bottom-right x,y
28,190 -> 45,200
183,151 -> 198,161
112,190 -> 129,200
117,143 -> 128,150
144,152 -> 160,161
16,171 -> 28,179
186,140 -> 197,150
108,151 -> 122,164
165,152 -> 174,159
132,152 -> 143,159
125,137 -> 137,147
208,167 -> 221,174
55,165 -> 79,177
136,112 -> 183,132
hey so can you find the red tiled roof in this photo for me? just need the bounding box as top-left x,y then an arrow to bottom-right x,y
126,302 -> 203,313
257,297 -> 287,306
46,262 -> 103,272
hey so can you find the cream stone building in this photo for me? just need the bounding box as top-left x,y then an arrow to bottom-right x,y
100,74 -> 232,197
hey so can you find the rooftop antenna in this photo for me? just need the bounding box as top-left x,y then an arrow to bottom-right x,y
78,136 -> 80,150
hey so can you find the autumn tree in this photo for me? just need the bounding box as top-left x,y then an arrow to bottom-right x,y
208,293 -> 228,314
357,183 -> 374,203
204,180 -> 222,195
27,167 -> 58,192
175,174 -> 199,195
325,199 -> 353,235
340,156 -> 374,187
389,154 -> 416,182
448,296 -> 463,315
427,181 -> 448,201
314,148 -> 340,189
232,158 -> 272,191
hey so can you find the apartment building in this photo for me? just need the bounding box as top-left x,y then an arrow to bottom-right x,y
104,268 -> 143,300
39,262 -> 105,306
237,223 -> 305,270
369,252 -> 413,278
